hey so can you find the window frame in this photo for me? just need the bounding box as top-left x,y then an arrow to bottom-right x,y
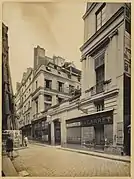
96,3 -> 106,31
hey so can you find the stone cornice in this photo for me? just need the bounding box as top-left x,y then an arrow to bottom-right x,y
47,87 -> 119,117
82,3 -> 98,20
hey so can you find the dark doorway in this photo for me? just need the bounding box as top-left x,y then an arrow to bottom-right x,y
48,123 -> 51,144
54,120 -> 61,145
94,124 -> 104,150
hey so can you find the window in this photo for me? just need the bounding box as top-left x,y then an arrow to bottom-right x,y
58,97 -> 63,104
125,19 -> 131,34
24,105 -> 26,112
58,81 -> 64,92
78,76 -> 81,82
36,81 -> 38,89
96,65 -> 104,93
29,77 -> 31,82
28,101 -> 30,108
44,95 -> 52,102
35,99 -> 38,114
44,103 -> 51,110
95,100 -> 104,111
46,66 -> 51,71
45,79 -> 52,89
96,3 -> 106,31
69,85 -> 75,93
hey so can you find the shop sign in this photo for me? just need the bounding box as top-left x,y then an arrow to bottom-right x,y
81,116 -> 113,126
66,122 -> 81,128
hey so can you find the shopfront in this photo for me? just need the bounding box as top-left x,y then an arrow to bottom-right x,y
32,118 -> 47,142
66,110 -> 113,151
81,110 -> 113,150
66,122 -> 81,144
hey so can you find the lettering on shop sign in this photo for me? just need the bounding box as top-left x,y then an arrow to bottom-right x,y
81,116 -> 113,126
66,122 -> 81,128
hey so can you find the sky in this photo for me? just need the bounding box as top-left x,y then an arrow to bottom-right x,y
2,2 -> 86,93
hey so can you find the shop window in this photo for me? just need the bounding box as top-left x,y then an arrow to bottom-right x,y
96,3 -> 106,31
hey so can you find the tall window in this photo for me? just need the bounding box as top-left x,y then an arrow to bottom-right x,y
58,81 -> 64,92
28,101 -> 30,108
45,79 -> 52,89
96,65 -> 104,93
36,81 -> 38,89
96,3 -> 106,31
35,99 -> 38,114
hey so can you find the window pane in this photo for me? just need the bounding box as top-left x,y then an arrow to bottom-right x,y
102,12 -> 106,21
97,17 -> 101,25
102,5 -> 106,14
97,24 -> 101,31
97,12 -> 101,19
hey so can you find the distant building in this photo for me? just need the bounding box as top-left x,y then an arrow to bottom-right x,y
2,23 -> 18,130
15,46 -> 81,141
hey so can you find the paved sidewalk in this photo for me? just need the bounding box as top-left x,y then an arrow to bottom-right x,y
30,141 -> 130,163
2,156 -> 18,176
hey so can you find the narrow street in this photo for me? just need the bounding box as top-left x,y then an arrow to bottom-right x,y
12,143 -> 130,177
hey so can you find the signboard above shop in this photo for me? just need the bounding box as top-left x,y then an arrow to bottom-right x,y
66,110 -> 113,127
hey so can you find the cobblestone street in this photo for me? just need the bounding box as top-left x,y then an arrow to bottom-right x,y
12,144 -> 130,177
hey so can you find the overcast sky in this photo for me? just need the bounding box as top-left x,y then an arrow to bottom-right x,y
2,2 -> 86,93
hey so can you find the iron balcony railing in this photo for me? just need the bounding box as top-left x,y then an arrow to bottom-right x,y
91,81 -> 104,95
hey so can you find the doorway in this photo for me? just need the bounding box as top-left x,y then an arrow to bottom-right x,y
94,125 -> 104,150
54,121 -> 61,145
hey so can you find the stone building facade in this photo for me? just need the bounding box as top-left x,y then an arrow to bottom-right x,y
15,46 -> 81,141
41,3 -> 131,156
2,22 -> 18,130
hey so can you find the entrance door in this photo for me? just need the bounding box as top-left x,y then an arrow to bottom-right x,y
48,123 -> 51,144
54,121 -> 61,145
94,125 -> 104,149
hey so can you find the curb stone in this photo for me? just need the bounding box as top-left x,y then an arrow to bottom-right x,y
30,141 -> 130,163
58,147 -> 130,163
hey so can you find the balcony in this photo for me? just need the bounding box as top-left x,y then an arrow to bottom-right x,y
85,79 -> 117,98
91,81 -> 104,96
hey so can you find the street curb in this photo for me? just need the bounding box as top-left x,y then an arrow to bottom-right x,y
30,142 -> 130,163
2,156 -> 18,176
58,147 -> 131,163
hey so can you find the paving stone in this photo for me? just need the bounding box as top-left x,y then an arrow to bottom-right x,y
19,170 -> 29,176
12,143 -> 130,177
